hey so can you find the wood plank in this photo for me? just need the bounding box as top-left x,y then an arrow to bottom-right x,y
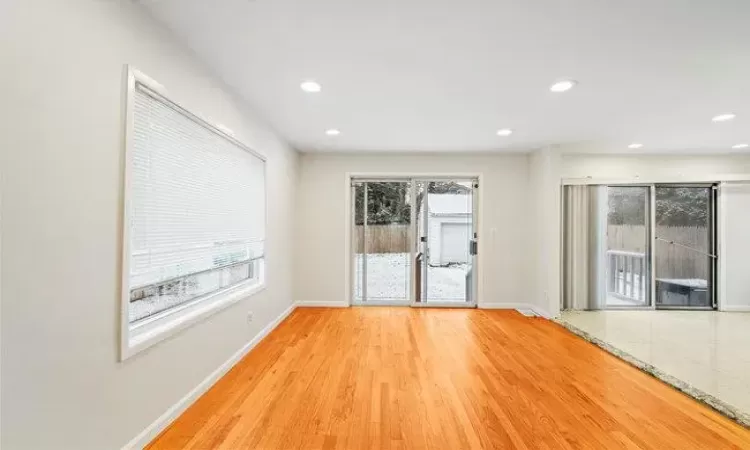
148,308 -> 750,449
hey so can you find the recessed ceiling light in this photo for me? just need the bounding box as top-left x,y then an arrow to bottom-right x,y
732,143 -> 749,149
325,128 -> 340,136
628,143 -> 643,149
712,113 -> 736,122
300,80 -> 321,93
496,128 -> 513,136
550,80 -> 577,93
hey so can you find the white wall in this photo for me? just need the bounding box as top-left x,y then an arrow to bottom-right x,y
294,153 -> 532,309
562,153 -> 750,181
0,1 -> 297,449
528,148 -> 562,317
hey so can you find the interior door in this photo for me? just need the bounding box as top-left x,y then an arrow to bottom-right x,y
414,179 -> 477,306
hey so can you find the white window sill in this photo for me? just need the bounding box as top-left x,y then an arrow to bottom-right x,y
120,273 -> 266,361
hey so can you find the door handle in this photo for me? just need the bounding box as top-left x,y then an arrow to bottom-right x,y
470,240 -> 478,255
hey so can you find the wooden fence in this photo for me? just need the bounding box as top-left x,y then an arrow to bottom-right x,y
355,224 -> 710,280
354,225 -> 410,254
608,225 -> 709,280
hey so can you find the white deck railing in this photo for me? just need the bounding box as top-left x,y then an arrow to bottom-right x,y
607,250 -> 646,302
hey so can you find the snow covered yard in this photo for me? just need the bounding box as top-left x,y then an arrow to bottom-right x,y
355,253 -> 468,302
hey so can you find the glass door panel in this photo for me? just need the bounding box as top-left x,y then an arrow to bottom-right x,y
654,186 -> 715,309
352,180 -> 412,304
605,186 -> 651,307
415,180 -> 477,305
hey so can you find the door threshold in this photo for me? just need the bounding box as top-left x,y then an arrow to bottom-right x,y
411,302 -> 477,308
352,302 -> 411,307
656,306 -> 716,311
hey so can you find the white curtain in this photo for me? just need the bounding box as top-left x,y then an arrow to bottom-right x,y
562,185 -> 606,310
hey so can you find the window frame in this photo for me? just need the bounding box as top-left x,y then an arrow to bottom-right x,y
120,66 -> 267,360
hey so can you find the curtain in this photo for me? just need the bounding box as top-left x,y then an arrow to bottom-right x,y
562,185 -> 606,310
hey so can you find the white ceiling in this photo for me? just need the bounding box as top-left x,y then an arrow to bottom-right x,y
143,0 -> 750,153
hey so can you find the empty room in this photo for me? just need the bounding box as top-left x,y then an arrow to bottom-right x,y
2,0 -> 750,449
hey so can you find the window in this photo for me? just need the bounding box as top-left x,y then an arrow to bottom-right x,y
121,68 -> 266,359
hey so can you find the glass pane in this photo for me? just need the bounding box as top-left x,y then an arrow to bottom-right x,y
130,260 -> 259,323
605,186 -> 649,307
654,187 -> 713,308
421,180 -> 474,303
415,181 -> 427,303
363,181 -> 411,302
353,183 -> 364,302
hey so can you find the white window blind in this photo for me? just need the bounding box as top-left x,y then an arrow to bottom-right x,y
127,82 -> 266,324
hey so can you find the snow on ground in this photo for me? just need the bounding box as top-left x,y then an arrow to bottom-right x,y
355,253 -> 468,302
130,263 -> 253,323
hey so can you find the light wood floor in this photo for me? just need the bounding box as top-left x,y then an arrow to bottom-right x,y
148,308 -> 750,449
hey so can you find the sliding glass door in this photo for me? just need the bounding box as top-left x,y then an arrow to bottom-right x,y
563,183 -> 717,311
351,177 -> 478,307
654,185 -> 715,309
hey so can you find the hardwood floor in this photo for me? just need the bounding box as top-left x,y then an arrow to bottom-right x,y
148,308 -> 750,449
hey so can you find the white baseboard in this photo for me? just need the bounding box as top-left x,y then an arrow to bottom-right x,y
295,301 -> 349,308
719,305 -> 750,312
479,303 -> 551,319
122,302 -> 297,450
531,307 -> 552,319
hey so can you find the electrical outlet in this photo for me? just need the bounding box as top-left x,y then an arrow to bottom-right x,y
246,311 -> 254,324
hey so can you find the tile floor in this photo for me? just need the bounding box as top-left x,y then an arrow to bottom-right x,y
560,310 -> 750,417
